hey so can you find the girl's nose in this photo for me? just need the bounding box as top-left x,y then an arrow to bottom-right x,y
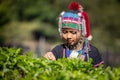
67,33 -> 72,38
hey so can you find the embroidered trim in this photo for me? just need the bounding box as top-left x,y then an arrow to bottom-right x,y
94,61 -> 104,67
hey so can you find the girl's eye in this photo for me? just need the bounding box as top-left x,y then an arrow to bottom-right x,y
62,31 -> 67,34
71,31 -> 77,34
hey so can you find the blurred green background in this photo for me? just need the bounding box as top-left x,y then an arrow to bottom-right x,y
0,0 -> 120,66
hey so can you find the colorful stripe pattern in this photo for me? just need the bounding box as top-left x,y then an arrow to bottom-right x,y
62,23 -> 80,29
62,12 -> 81,29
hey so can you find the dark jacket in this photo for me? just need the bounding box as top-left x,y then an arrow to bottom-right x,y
51,44 -> 104,67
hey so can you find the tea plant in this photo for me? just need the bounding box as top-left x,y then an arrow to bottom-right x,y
0,47 -> 120,80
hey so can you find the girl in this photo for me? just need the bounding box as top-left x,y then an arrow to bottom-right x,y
44,1 -> 104,67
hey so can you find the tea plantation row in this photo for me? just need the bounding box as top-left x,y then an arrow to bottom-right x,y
0,48 -> 120,80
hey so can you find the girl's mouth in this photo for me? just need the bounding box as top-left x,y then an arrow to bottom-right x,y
67,40 -> 74,45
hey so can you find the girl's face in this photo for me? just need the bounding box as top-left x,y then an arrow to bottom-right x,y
61,28 -> 82,46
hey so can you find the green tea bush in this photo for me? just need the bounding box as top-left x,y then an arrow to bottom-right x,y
0,48 -> 120,80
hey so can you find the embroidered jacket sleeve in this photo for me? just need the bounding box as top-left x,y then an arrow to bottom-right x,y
88,45 -> 104,67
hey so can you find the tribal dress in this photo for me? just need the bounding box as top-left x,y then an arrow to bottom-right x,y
51,44 -> 104,67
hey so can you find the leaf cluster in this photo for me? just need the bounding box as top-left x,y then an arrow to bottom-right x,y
0,48 -> 120,80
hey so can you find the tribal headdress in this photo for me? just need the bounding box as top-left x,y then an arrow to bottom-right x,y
58,1 -> 92,40
58,1 -> 92,53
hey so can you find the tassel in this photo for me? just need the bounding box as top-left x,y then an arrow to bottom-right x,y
85,39 -> 90,62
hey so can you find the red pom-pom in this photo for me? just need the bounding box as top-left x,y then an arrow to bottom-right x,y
68,2 -> 80,11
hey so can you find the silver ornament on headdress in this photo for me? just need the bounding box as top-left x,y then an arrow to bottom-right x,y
58,11 -> 65,36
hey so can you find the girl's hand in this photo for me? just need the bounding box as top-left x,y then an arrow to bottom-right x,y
44,52 -> 56,60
